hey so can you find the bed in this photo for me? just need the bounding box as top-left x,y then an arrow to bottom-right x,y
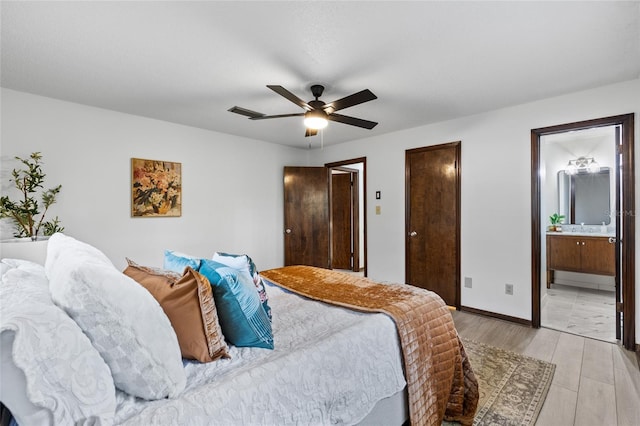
0,233 -> 477,425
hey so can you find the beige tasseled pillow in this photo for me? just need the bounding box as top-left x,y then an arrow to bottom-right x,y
124,260 -> 230,362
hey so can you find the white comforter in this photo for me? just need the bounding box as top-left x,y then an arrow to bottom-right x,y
115,282 -> 406,425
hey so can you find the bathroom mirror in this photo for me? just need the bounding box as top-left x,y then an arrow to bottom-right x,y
558,168 -> 611,225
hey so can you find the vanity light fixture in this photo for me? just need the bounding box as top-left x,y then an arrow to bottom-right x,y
565,156 -> 600,175
587,158 -> 601,173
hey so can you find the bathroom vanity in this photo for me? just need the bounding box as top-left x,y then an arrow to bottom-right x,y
546,232 -> 616,288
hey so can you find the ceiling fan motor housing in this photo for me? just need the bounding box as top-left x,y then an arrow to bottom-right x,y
310,84 -> 325,99
308,99 -> 326,110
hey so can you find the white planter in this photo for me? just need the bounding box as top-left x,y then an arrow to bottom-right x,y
0,239 -> 49,265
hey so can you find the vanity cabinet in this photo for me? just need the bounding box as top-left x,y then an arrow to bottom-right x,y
546,234 -> 615,287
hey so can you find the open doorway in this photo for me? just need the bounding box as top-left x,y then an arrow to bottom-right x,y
540,126 -> 617,342
326,157 -> 366,277
531,113 -> 635,351
282,158 -> 367,276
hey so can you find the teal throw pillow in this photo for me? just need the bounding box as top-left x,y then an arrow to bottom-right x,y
163,250 -> 201,274
198,259 -> 273,349
212,252 -> 272,321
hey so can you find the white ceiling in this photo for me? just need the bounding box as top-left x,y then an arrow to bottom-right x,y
2,1 -> 639,148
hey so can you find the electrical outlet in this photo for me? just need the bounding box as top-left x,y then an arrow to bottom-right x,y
375,205 -> 381,215
505,283 -> 514,295
464,277 -> 472,288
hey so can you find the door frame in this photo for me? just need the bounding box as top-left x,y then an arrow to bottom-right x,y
531,113 -> 635,350
326,157 -> 367,276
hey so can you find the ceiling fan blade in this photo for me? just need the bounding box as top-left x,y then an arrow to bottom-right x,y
323,89 -> 377,113
250,113 -> 305,120
267,85 -> 311,110
228,106 -> 265,119
327,113 -> 378,129
305,128 -> 318,137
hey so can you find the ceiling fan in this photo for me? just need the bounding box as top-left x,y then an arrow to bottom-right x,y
228,84 -> 378,137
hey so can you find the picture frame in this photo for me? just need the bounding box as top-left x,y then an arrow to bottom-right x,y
131,158 -> 182,217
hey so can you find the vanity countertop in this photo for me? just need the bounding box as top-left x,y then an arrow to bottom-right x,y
546,231 -> 615,238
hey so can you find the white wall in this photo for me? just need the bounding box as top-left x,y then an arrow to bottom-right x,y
0,89 -> 308,270
312,78 -> 640,340
3,79 -> 639,341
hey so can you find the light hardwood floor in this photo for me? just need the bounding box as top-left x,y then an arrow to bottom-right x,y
451,310 -> 640,426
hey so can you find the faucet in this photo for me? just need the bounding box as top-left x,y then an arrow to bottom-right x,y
580,222 -> 585,232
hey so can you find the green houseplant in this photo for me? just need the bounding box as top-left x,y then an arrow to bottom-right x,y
549,213 -> 565,232
0,152 -> 64,239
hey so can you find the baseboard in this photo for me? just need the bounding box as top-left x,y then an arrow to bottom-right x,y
460,306 -> 532,327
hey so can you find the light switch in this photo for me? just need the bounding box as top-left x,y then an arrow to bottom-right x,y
375,191 -> 381,200
375,205 -> 381,215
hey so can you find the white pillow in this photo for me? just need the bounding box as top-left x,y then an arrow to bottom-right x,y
212,252 -> 250,271
45,233 -> 186,400
0,258 -> 116,425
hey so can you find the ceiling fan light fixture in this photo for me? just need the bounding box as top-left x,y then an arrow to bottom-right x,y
304,110 -> 328,130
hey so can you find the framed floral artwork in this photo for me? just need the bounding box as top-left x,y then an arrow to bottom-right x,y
131,158 -> 182,217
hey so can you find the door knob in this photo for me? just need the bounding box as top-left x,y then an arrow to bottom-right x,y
608,237 -> 616,244
285,228 -> 292,234
409,231 -> 418,237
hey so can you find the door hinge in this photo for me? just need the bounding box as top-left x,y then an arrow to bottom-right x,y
616,302 -> 623,313
616,144 -> 623,154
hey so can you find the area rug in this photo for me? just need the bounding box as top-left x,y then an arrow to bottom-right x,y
444,339 -> 555,426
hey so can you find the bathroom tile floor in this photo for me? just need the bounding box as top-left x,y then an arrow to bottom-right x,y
541,283 -> 617,342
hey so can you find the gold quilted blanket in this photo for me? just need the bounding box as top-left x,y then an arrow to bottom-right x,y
260,265 -> 478,426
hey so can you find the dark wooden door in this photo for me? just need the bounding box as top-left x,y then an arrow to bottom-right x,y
405,142 -> 460,307
283,167 -> 330,268
331,172 -> 353,269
